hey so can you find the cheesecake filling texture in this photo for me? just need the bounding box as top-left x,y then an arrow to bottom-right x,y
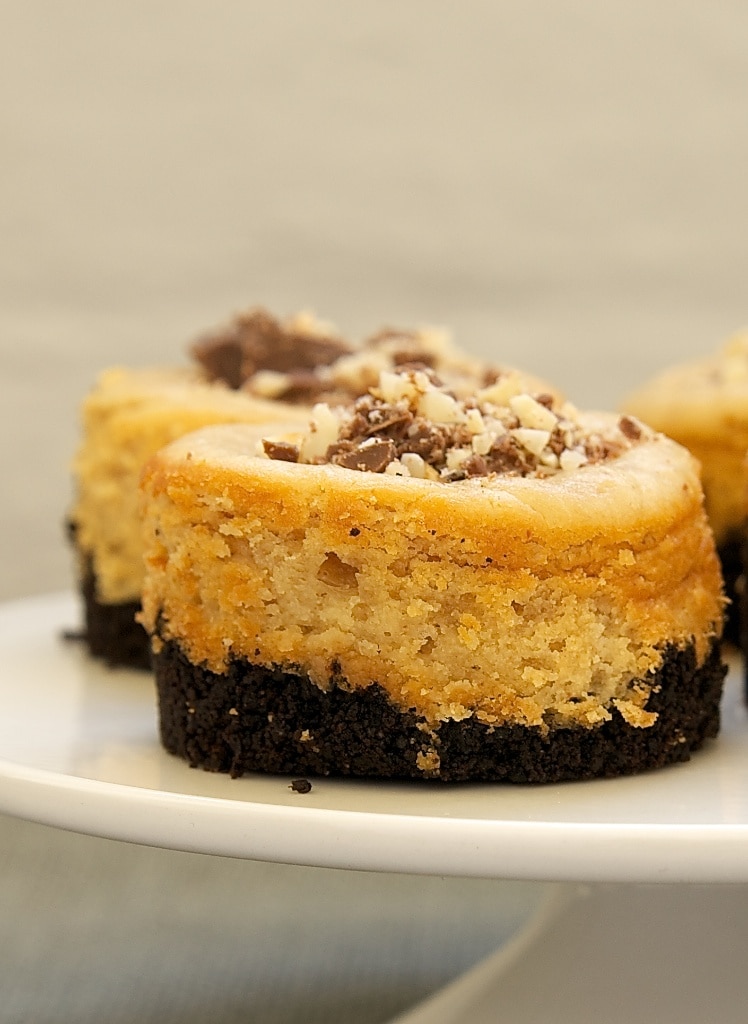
71,368 -> 308,606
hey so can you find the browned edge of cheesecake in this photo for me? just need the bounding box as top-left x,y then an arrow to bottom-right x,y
153,636 -> 726,784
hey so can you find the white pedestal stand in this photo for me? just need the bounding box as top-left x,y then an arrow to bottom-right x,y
395,882 -> 747,1023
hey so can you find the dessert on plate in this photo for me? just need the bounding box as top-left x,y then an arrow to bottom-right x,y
70,307 -> 543,670
623,331 -> 748,644
139,369 -> 726,783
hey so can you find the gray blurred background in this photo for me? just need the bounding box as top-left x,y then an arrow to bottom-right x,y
1,3 -> 747,1021
3,1 -> 748,602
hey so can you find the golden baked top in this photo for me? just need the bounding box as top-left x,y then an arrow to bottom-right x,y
153,414 -> 704,557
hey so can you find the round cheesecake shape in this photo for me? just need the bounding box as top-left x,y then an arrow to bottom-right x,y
623,338 -> 748,547
139,419 -> 726,783
624,333 -> 748,643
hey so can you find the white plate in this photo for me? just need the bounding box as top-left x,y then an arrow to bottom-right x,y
0,591 -> 747,882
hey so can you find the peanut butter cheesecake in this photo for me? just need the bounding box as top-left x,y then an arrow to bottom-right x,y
70,307 -> 544,669
139,370 -> 726,783
70,308 -> 348,668
624,331 -> 748,644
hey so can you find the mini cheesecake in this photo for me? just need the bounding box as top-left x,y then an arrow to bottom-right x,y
624,331 -> 748,644
70,366 -> 312,668
139,371 -> 726,783
70,307 -> 552,670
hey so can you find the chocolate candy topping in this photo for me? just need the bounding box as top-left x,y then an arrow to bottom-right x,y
192,309 -> 352,390
264,369 -> 651,482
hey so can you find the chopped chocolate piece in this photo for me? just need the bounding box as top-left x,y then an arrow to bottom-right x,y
324,440 -> 358,464
584,434 -> 625,463
290,778 -> 313,793
268,370 -> 330,403
363,409 -> 414,440
547,432 -> 568,457
192,308 -> 352,389
485,434 -> 533,475
463,453 -> 488,477
263,439 -> 300,463
345,410 -> 372,440
361,329 -> 445,377
482,367 -> 505,386
403,423 -> 451,463
331,438 -> 396,473
619,415 -> 643,441
191,338 -> 245,389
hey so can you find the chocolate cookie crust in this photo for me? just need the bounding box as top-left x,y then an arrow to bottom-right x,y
154,638 -> 725,784
717,532 -> 742,646
80,562 -> 151,670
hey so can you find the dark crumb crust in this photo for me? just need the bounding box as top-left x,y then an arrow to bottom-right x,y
154,638 -> 726,784
79,561 -> 152,671
718,533 -> 743,647
739,526 -> 748,699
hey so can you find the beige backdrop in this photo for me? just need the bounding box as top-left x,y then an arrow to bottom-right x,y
1,4 -> 747,1022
